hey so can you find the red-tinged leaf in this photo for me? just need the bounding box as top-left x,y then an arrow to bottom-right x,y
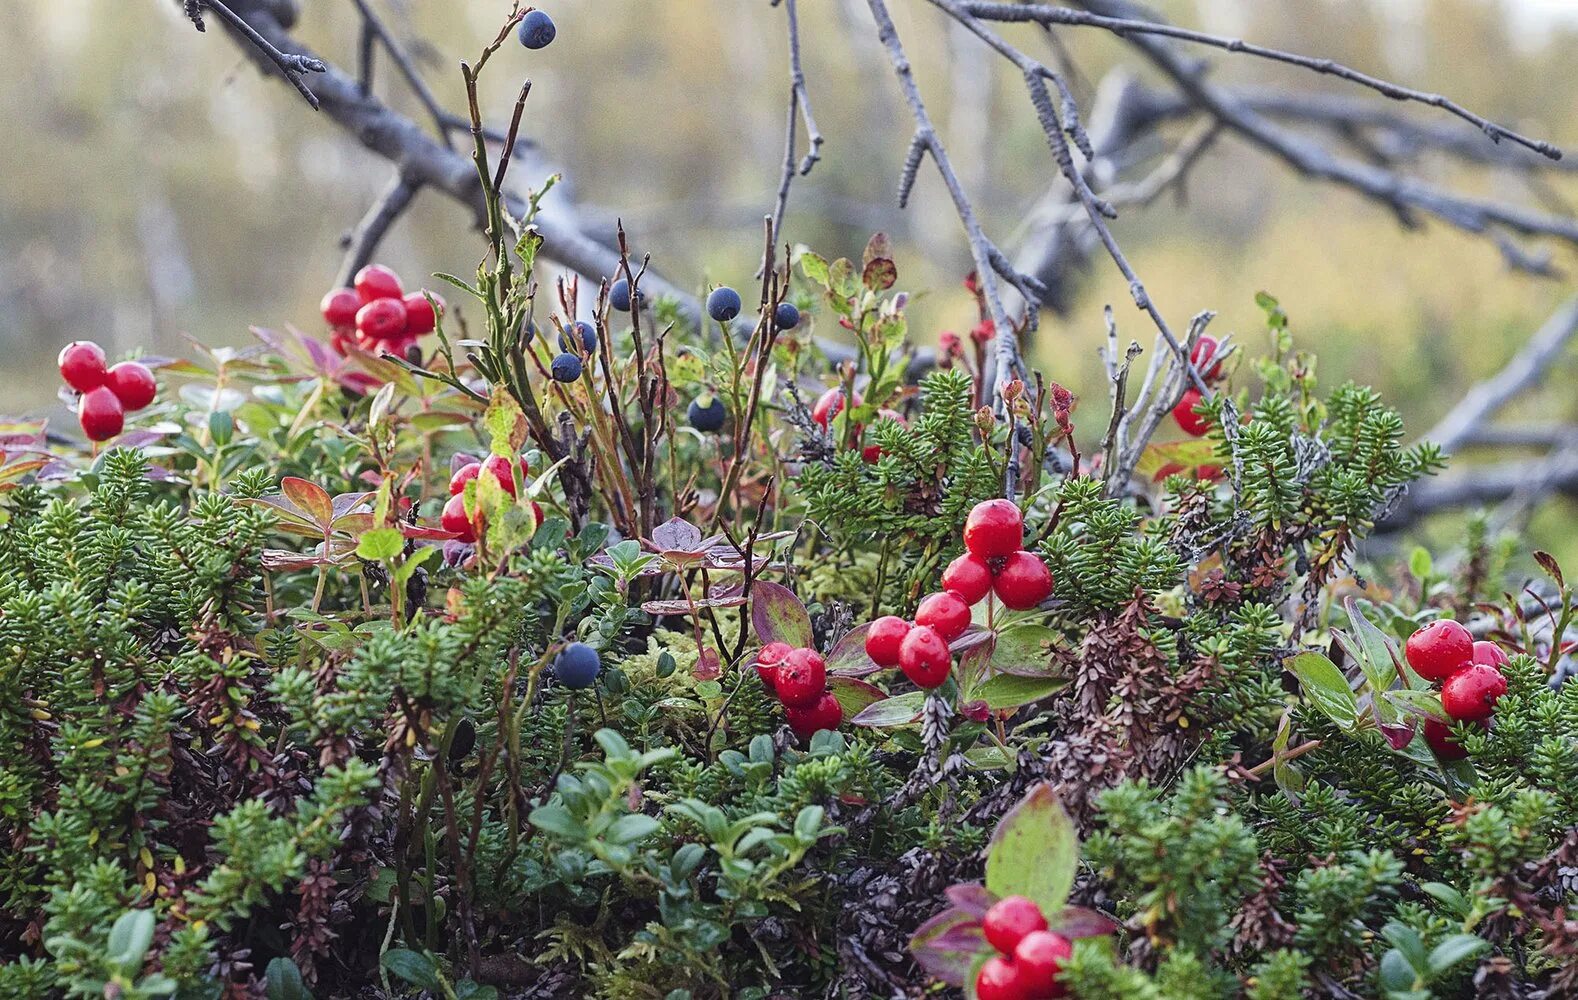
334,513 -> 377,535
827,623 -> 882,677
850,690 -> 926,728
827,675 -> 887,717
949,628 -> 994,655
944,883 -> 995,918
281,477 -> 334,529
331,491 -> 375,520
261,549 -> 335,571
1050,906 -> 1120,939
750,581 -> 813,649
908,908 -> 985,987
0,458 -> 47,483
651,516 -> 704,553
985,783 -> 1077,916
640,595 -> 749,616
1381,721 -> 1417,750
695,648 -> 722,681
401,525 -> 459,541
862,256 -> 897,291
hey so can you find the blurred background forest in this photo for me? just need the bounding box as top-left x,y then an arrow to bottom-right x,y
1,0 -> 1575,551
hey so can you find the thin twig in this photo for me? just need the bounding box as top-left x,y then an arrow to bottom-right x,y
337,172 -> 422,286
200,0 -> 326,109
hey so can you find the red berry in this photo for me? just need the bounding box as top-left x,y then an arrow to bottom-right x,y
1404,619 -> 1474,682
329,326 -> 355,356
1471,640 -> 1509,669
106,362 -> 157,411
1440,663 -> 1506,722
1173,389 -> 1211,437
1191,335 -> 1223,380
964,499 -> 1024,559
775,648 -> 827,708
78,387 -> 125,441
354,264 -> 404,303
481,454 -> 525,497
785,689 -> 843,738
915,591 -> 971,642
942,552 -> 994,606
994,551 -> 1054,611
1423,717 -> 1473,761
403,291 -> 445,335
756,641 -> 793,688
441,493 -> 477,543
864,616 -> 912,668
975,957 -> 1027,1000
1014,930 -> 1073,999
811,387 -> 862,430
450,462 -> 482,496
356,298 -> 409,341
898,625 -> 951,689
58,341 -> 108,393
983,895 -> 1049,955
321,287 -> 361,326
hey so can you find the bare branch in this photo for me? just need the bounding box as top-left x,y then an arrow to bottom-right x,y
198,0 -> 326,109
765,0 -> 825,275
337,172 -> 423,287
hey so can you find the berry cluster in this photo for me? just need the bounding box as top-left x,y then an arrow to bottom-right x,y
864,500 -> 1053,690
57,341 -> 158,442
976,896 -> 1073,1000
1171,335 -> 1225,438
810,387 -> 906,463
550,320 -> 597,384
440,453 -> 540,544
754,643 -> 843,738
320,265 -> 446,360
1404,619 -> 1509,759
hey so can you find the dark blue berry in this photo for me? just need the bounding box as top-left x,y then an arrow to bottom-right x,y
518,10 -> 556,50
774,302 -> 801,330
706,286 -> 742,323
558,320 -> 597,355
688,397 -> 727,432
610,278 -> 643,312
551,353 -> 583,382
555,641 -> 601,689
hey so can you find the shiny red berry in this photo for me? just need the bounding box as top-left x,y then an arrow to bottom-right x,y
356,298 -> 409,341
756,641 -> 792,688
441,493 -> 477,543
994,551 -> 1053,611
915,591 -> 970,643
1191,335 -> 1223,380
1423,717 -> 1472,761
785,689 -> 843,738
1173,388 -> 1211,437
898,626 -> 951,689
321,287 -> 361,326
1441,663 -> 1506,722
403,291 -> 445,335
329,326 -> 355,356
1014,930 -> 1073,999
983,895 -> 1049,955
450,462 -> 482,496
106,362 -> 157,411
1404,619 -> 1474,682
78,387 -> 125,441
58,341 -> 108,393
975,957 -> 1027,1000
811,387 -> 862,430
964,499 -> 1023,559
775,648 -> 826,708
864,616 -> 912,668
1471,640 -> 1509,669
481,454 -> 525,497
942,552 -> 994,606
354,264 -> 404,303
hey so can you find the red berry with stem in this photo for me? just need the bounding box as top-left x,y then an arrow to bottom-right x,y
975,957 -> 1027,1000
1441,663 -> 1507,722
864,616 -> 912,668
481,454 -> 525,497
915,591 -> 971,642
450,462 -> 482,496
1423,717 -> 1474,761
403,291 -> 445,335
983,895 -> 1049,955
354,264 -> 403,303
775,648 -> 827,708
106,362 -> 157,411
1471,640 -> 1509,669
942,552 -> 994,605
1173,388 -> 1212,437
785,689 -> 843,738
441,493 -> 477,543
321,287 -> 361,327
1014,930 -> 1073,999
356,298 -> 409,341
898,626 -> 951,689
994,551 -> 1054,610
78,387 -> 125,442
964,499 -> 1024,559
756,641 -> 792,688
1404,619 -> 1474,682
1191,335 -> 1223,380
58,341 -> 108,393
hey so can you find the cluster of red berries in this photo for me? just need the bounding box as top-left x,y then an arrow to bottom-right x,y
1172,335 -> 1225,438
810,386 -> 905,463
1404,619 -> 1509,760
57,341 -> 158,442
864,500 -> 1053,690
440,454 -> 540,544
976,896 -> 1073,1000
754,643 -> 843,738
320,265 -> 446,358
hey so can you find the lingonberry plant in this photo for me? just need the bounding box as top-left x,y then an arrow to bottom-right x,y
4,10 -> 1577,1000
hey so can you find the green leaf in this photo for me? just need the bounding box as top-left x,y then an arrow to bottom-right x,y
976,673 -> 1068,710
827,675 -> 888,717
528,804 -> 585,840
108,910 -> 156,971
356,527 -> 404,562
1427,934 -> 1489,974
799,251 -> 831,287
794,805 -> 825,842
988,624 -> 1060,675
264,958 -> 313,1000
484,387 -> 528,455
1381,922 -> 1428,971
1287,651 -> 1358,731
750,581 -> 814,649
381,949 -> 440,990
849,690 -> 926,727
1344,598 -> 1405,693
456,983 -> 498,1000
1408,547 -> 1433,581
985,783 -> 1077,916
829,257 -> 859,299
1378,949 -> 1418,993
606,814 -> 660,845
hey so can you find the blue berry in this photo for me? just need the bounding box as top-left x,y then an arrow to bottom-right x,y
558,320 -> 597,355
610,278 -> 643,312
555,642 -> 601,689
518,9 -> 556,50
706,286 -> 742,323
688,397 -> 727,432
774,302 -> 801,330
550,353 -> 583,382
